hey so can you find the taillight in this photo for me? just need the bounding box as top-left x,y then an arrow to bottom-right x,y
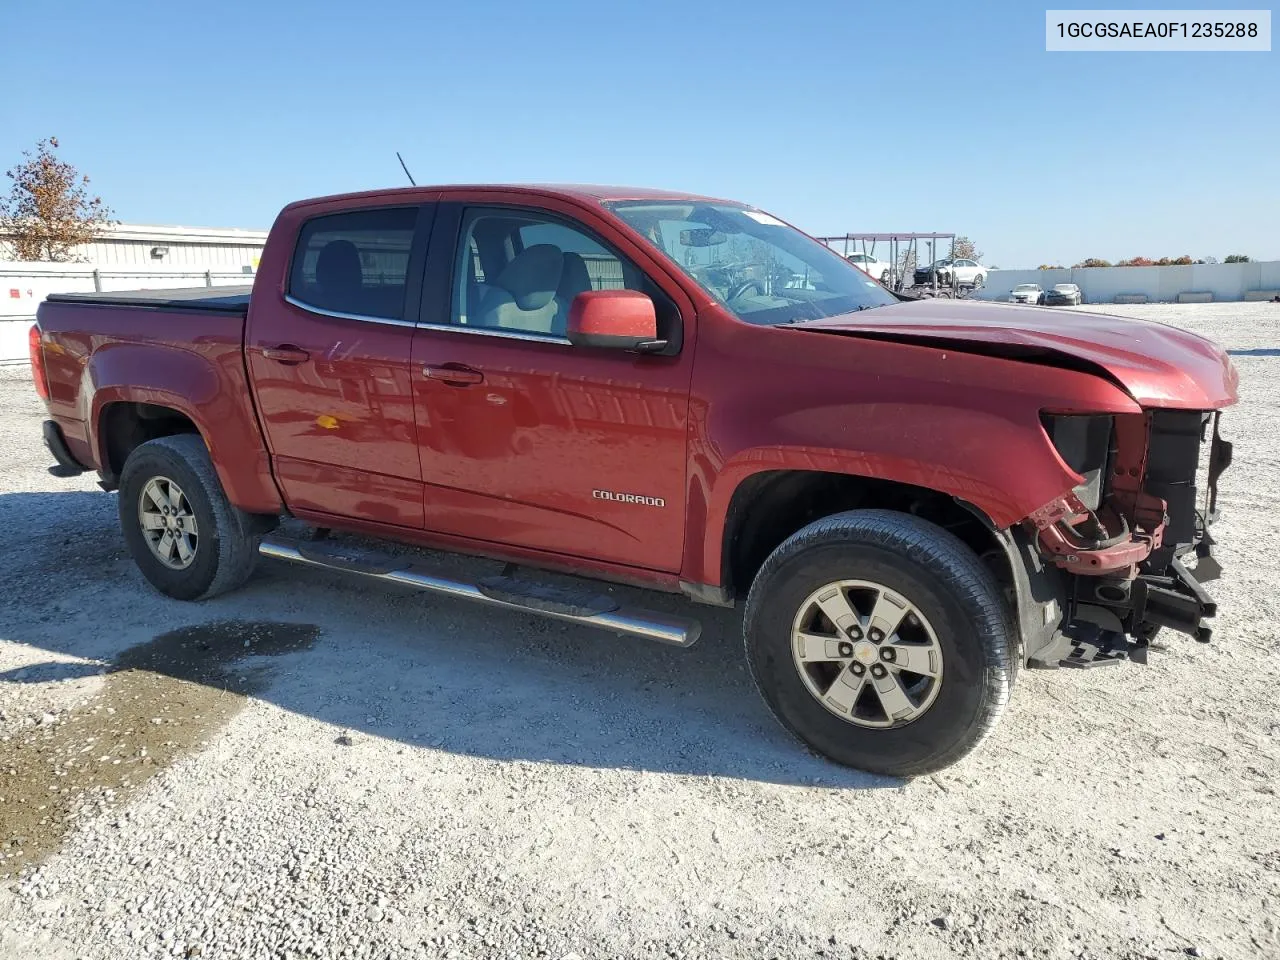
29,324 -> 50,401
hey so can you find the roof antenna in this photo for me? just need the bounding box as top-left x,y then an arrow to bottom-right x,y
396,151 -> 416,186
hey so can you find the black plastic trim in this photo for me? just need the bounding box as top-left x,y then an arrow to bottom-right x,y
679,580 -> 735,608
44,290 -> 251,315
42,420 -> 89,477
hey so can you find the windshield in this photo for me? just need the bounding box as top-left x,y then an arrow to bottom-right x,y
606,201 -> 897,324
1014,284 -> 1039,292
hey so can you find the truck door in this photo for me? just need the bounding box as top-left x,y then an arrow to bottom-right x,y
245,203 -> 434,527
410,202 -> 694,572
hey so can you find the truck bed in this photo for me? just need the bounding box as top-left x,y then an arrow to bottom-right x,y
46,285 -> 252,314
35,286 -> 267,504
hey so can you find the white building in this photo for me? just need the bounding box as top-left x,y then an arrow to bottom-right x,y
67,222 -> 268,270
1,221 -> 268,270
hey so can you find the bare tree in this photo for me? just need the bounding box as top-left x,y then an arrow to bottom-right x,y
951,236 -> 983,262
895,248 -> 917,283
0,137 -> 115,261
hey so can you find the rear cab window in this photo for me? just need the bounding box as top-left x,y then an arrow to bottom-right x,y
288,207 -> 419,320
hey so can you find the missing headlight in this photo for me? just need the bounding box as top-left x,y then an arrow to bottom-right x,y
1041,414 -> 1115,511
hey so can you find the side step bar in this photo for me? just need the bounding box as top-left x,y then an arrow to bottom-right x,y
258,536 -> 701,647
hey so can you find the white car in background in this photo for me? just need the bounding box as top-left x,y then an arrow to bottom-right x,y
1008,283 -> 1045,305
841,251 -> 895,284
913,258 -> 988,288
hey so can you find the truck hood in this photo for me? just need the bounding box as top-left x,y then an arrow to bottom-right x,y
792,298 -> 1238,409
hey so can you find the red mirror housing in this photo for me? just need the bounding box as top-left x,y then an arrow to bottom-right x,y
566,290 -> 662,352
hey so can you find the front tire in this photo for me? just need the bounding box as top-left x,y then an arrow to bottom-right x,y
118,434 -> 263,601
743,511 -> 1015,777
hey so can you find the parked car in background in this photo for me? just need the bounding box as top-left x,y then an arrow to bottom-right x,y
1008,283 -> 1045,305
913,258 -> 987,288
842,251 -> 895,284
1044,283 -> 1083,306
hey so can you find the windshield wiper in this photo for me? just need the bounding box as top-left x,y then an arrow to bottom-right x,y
777,303 -> 889,326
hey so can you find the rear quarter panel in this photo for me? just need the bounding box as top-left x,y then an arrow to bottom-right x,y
36,300 -> 282,513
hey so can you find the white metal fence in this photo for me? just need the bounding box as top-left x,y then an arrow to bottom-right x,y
1,263 -> 254,364
978,260 -> 1280,304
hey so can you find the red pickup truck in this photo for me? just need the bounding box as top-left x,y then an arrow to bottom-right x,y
30,185 -> 1236,776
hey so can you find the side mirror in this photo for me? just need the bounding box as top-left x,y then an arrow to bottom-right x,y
566,290 -> 665,353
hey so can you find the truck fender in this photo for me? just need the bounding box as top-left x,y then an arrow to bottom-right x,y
688,432 -> 1076,587
86,343 -> 283,514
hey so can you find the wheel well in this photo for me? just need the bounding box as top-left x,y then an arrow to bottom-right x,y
100,402 -> 201,483
723,470 -> 1011,599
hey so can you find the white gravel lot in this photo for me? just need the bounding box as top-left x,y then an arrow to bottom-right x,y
0,302 -> 1278,960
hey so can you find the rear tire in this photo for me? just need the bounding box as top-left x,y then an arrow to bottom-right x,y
118,434 -> 263,601
743,510 -> 1015,777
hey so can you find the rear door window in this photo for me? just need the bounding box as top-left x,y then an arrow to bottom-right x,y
289,207 -> 419,320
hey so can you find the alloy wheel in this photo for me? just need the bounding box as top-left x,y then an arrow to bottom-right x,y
138,476 -> 199,570
790,579 -> 944,729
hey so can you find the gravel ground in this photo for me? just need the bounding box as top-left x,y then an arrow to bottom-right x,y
1,302 -> 1278,960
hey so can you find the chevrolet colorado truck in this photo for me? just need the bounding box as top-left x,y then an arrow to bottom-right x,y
30,185 -> 1237,776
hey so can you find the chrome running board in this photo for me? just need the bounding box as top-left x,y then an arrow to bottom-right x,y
258,536 -> 701,647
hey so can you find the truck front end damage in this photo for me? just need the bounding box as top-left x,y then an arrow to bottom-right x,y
1026,408 -> 1231,666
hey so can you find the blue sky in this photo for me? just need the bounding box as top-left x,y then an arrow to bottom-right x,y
1,0 -> 1275,267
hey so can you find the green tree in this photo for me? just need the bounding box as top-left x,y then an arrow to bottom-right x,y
1224,254 -> 1251,263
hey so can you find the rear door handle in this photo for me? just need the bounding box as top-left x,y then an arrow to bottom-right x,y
262,345 -> 311,365
423,363 -> 484,386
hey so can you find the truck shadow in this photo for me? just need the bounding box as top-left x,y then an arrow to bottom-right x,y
0,490 -> 891,791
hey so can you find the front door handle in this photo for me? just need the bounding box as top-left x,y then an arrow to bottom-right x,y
262,345 -> 311,365
423,363 -> 485,386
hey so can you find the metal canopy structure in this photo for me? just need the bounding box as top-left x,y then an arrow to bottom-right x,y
817,232 -> 957,293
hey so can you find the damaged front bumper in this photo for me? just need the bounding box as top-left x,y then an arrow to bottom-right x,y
1021,409 -> 1231,666
1140,553 -> 1218,643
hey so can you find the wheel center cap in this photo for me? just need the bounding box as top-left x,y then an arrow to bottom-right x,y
852,640 -> 878,664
